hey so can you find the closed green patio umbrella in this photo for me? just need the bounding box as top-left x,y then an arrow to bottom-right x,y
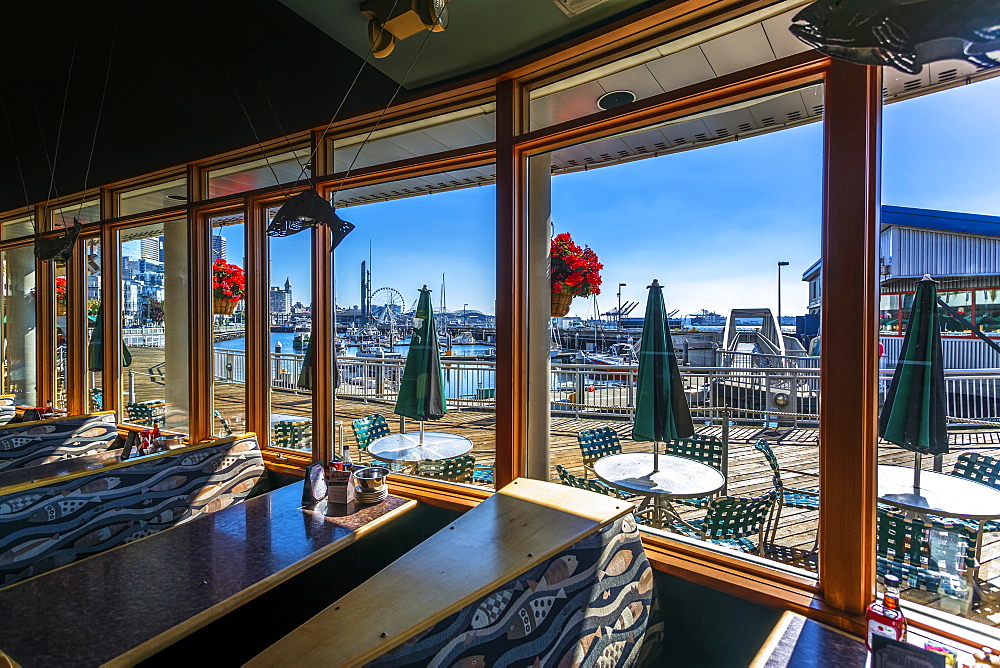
88,303 -> 131,372
632,279 -> 694,471
878,275 -> 948,489
394,285 -> 446,444
295,330 -> 340,391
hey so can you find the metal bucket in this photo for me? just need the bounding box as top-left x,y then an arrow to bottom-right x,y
355,466 -> 390,491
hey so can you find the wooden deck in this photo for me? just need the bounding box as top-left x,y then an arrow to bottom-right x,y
196,367 -> 1000,626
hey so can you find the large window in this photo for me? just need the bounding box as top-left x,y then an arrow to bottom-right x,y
532,82 -> 824,574
878,71 -> 1000,624
1,245 -> 37,405
118,219 -> 189,432
210,213 -> 247,437
331,165 -> 497,487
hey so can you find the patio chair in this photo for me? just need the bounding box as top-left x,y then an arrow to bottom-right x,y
753,439 -> 820,546
664,434 -> 725,509
351,415 -> 405,471
125,400 -> 165,426
876,507 -> 977,614
214,410 -> 233,437
669,491 -> 776,555
576,427 -> 622,478
417,454 -> 477,483
556,464 -> 634,501
950,452 -> 1000,533
272,419 -> 311,451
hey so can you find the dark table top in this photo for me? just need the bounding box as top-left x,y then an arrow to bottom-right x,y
0,481 -> 413,667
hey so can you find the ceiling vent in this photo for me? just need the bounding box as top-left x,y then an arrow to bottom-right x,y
551,0 -> 611,17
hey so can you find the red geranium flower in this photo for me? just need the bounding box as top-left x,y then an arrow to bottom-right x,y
213,260 -> 245,302
550,232 -> 602,298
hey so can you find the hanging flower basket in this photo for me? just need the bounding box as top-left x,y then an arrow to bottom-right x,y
214,298 -> 238,315
550,232 -> 603,318
212,259 -> 245,315
551,292 -> 573,317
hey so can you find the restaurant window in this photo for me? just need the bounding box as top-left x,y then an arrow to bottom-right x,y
207,147 -> 311,199
530,82 -> 823,575
0,244 -> 38,405
51,199 -> 100,230
878,67 -> 1000,624
1,214 -> 34,241
53,263 -> 68,411
118,177 -> 187,217
330,164 -> 497,488
84,237 -> 103,412
210,213 -> 247,436
266,206 -> 313,454
330,105 -> 495,174
118,219 -> 189,433
527,7 -> 809,130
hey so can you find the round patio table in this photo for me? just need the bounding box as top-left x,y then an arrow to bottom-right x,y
367,431 -> 473,467
593,452 -> 726,529
878,465 -> 1000,521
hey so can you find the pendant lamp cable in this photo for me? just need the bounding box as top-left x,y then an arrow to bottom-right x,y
39,0 -> 88,230
330,2 -> 446,202
76,0 -> 122,222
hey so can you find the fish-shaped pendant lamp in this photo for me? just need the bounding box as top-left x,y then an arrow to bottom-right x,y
790,0 -> 1000,75
266,188 -> 355,251
34,217 -> 82,263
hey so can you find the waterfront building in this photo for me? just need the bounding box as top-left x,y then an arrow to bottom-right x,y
270,278 -> 293,315
211,234 -> 227,261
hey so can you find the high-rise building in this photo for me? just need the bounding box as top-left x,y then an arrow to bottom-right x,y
140,237 -> 162,262
211,235 -> 226,261
270,278 -> 293,314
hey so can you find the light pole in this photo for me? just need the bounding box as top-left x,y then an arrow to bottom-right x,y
777,261 -> 790,325
617,283 -> 626,331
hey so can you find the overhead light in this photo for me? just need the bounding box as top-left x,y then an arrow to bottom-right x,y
552,0 -> 610,17
165,194 -> 188,202
597,90 -> 636,111
360,0 -> 448,58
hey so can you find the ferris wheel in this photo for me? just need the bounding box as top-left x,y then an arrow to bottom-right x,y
370,287 -> 406,326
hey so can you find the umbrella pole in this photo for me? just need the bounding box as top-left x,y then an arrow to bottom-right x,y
654,441 -> 659,473
419,420 -> 425,446
914,453 -> 921,491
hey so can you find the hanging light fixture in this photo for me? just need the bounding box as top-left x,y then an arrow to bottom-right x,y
360,0 -> 450,58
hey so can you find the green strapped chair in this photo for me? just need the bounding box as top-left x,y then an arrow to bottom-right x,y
556,463 -> 631,500
125,400 -> 165,426
664,434 -> 726,509
417,454 -> 477,483
753,439 -> 820,546
214,410 -> 233,437
950,453 -> 1000,533
876,508 -> 977,614
576,427 -> 622,478
670,491 -> 776,555
350,415 -> 404,471
272,419 -> 311,451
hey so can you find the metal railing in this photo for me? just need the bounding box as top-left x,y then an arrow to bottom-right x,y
209,348 -> 1000,424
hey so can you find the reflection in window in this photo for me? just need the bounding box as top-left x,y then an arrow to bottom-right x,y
1,215 -> 34,240
207,148 -> 310,199
54,264 -> 68,410
1,246 -> 37,405
52,200 -> 99,229
85,238 -> 103,412
119,177 -> 187,216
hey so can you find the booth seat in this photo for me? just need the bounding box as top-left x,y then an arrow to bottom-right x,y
0,432 -> 264,588
0,411 -> 119,473
0,396 -> 15,427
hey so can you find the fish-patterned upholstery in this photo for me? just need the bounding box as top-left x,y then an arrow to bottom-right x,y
364,514 -> 661,668
0,433 -> 264,588
0,412 -> 119,473
0,396 -> 16,427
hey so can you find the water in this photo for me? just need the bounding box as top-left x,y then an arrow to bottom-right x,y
215,332 -> 495,358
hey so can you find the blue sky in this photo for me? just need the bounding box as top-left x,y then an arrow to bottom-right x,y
255,73 -> 1000,318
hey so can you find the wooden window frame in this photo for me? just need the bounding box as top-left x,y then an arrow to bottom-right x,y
2,0 -> 990,645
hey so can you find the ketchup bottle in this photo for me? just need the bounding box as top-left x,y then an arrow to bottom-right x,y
866,573 -> 907,650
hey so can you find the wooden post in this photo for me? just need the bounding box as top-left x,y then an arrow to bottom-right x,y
818,59 -> 881,616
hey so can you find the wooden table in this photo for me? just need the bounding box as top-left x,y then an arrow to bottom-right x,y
368,431 -> 473,472
594,452 -> 726,528
0,481 -> 414,667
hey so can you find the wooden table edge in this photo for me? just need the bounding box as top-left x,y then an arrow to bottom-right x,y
101,498 -> 417,668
